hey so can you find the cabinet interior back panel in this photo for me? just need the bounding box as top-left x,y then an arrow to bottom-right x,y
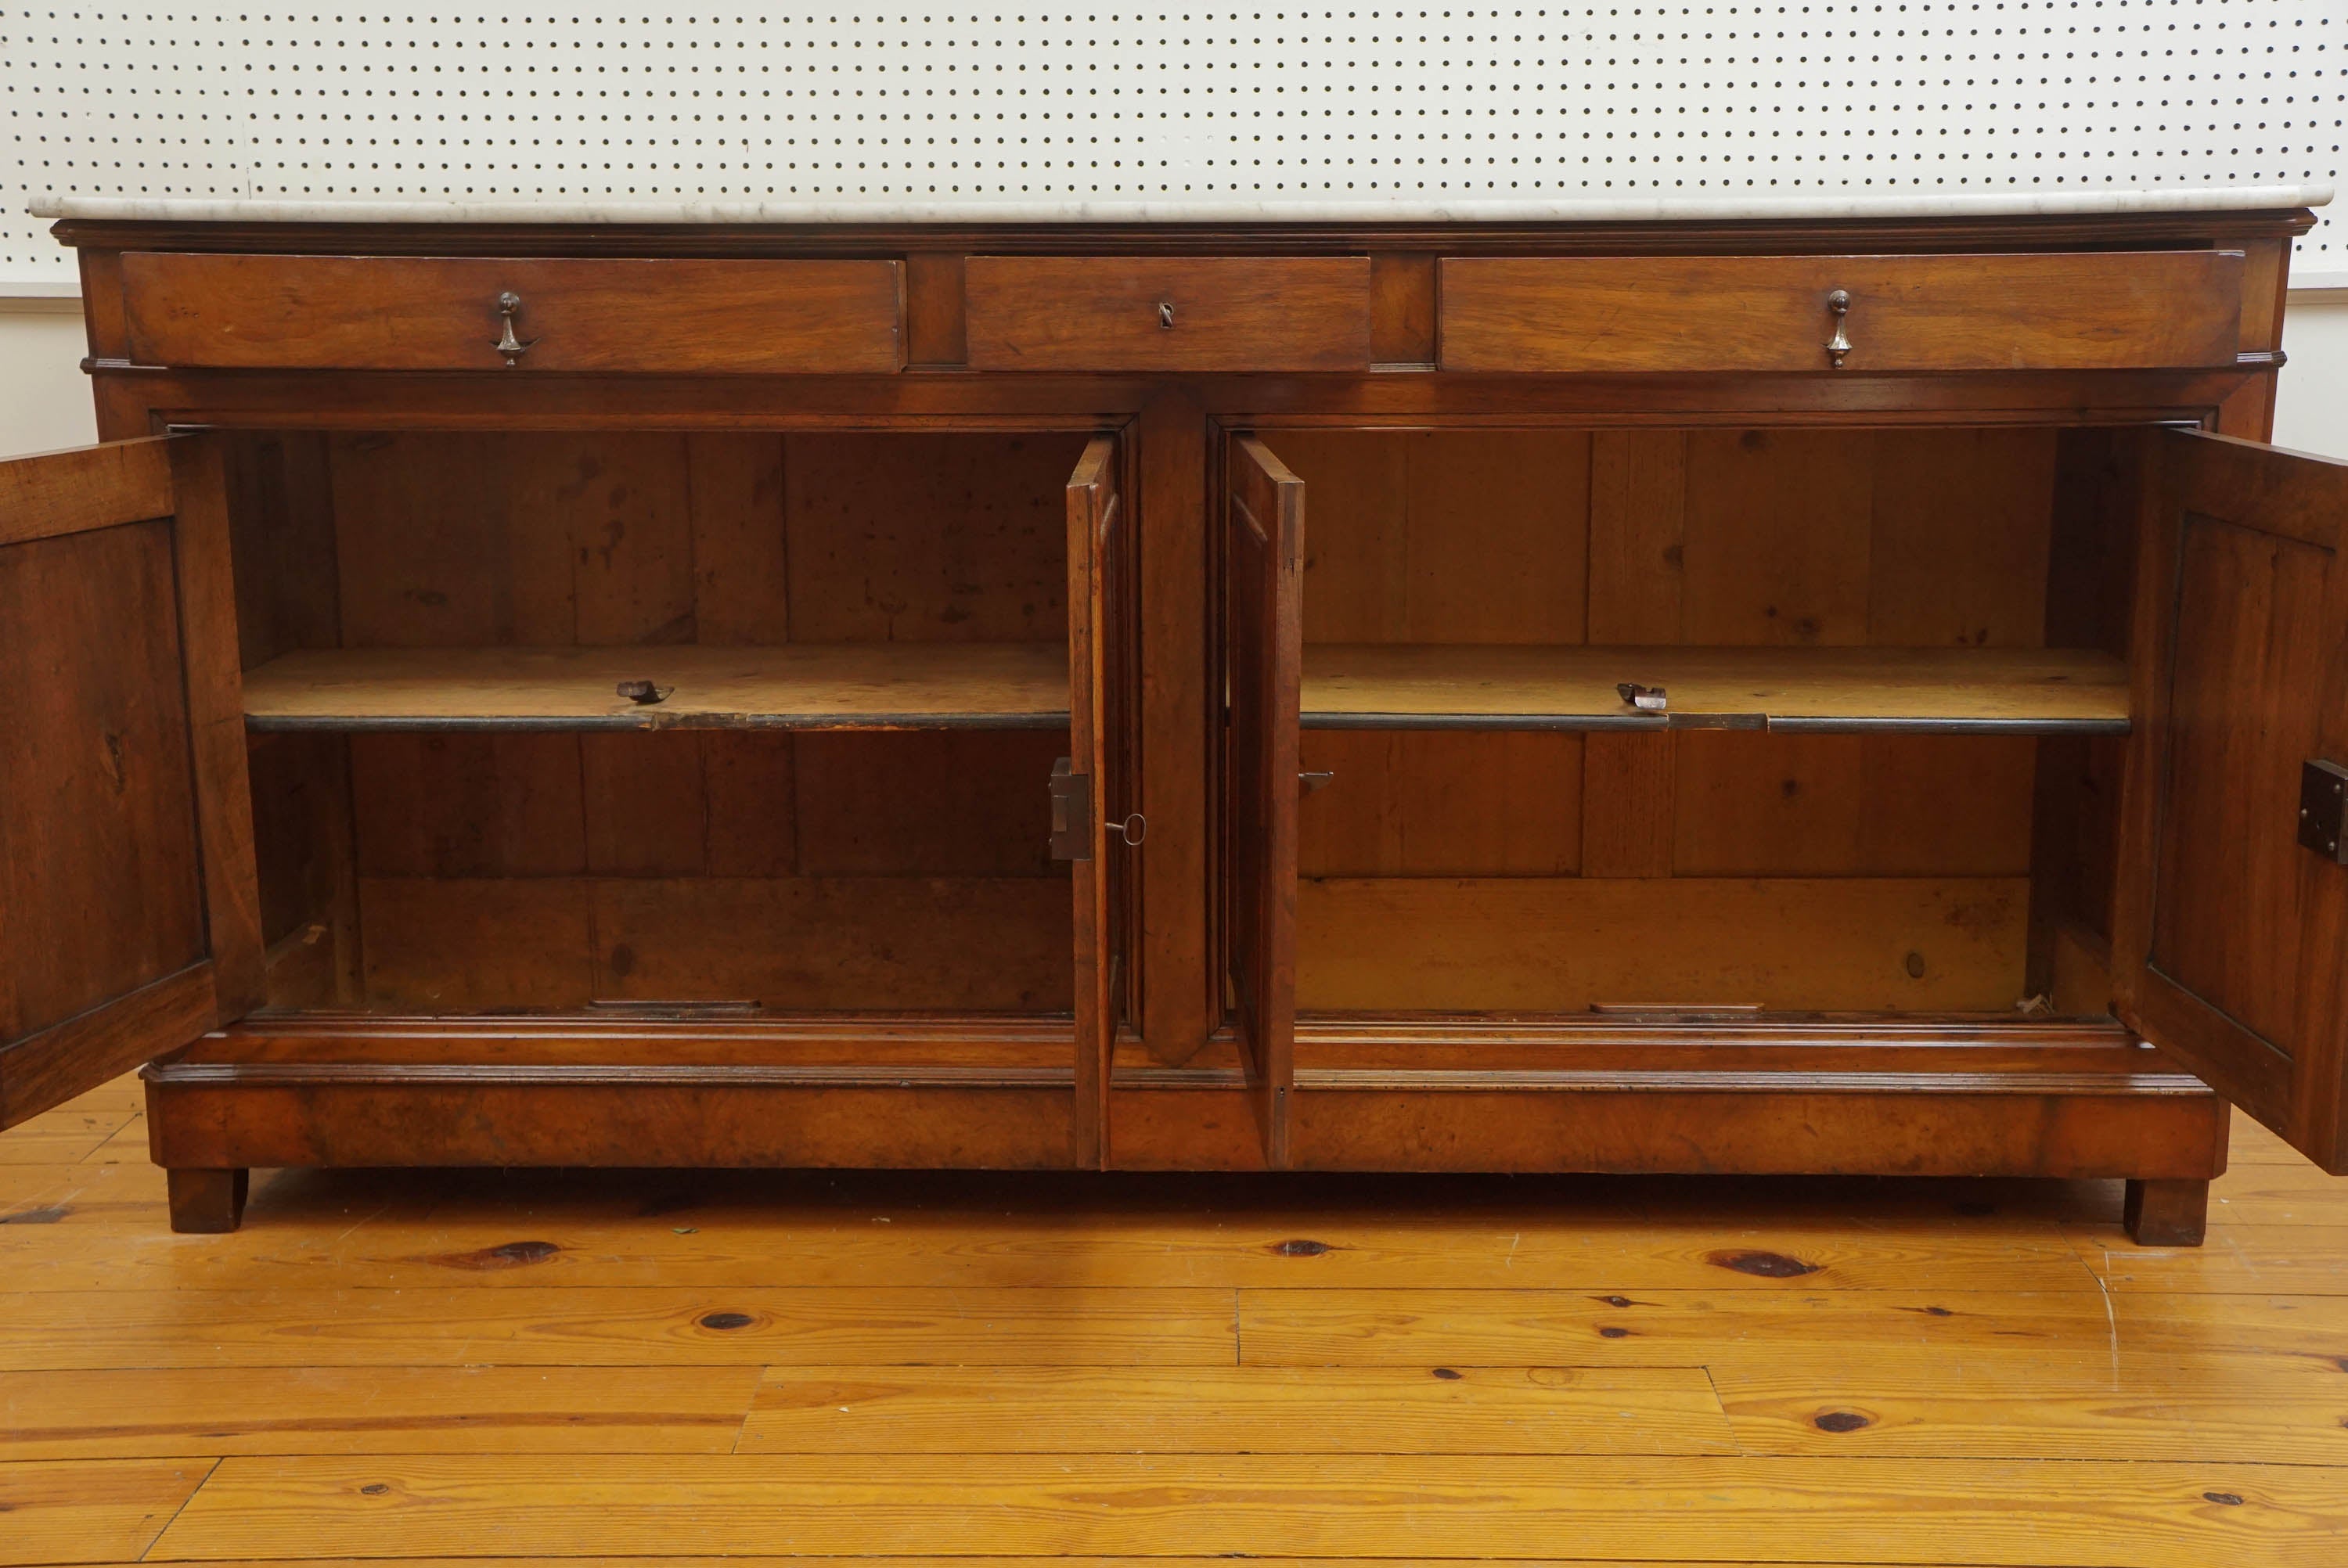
2,4 -> 2341,285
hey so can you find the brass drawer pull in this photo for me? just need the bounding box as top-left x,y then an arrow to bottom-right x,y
1825,289 -> 1853,369
1158,300 -> 1176,329
493,290 -> 539,367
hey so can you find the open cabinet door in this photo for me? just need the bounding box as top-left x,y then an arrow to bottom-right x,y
1064,434 -> 1128,1167
0,437 -> 261,1128
1225,435 -> 1305,1167
2115,429 -> 2348,1171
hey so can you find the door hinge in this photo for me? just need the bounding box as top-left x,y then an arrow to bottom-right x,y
2299,759 -> 2348,864
1050,757 -> 1092,861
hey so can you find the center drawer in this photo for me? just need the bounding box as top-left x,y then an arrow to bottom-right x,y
965,256 -> 1374,371
119,253 -> 908,373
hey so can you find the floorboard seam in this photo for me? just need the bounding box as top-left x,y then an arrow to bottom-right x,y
138,1454 -> 222,1564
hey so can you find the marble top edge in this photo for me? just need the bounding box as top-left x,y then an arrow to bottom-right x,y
25,185 -> 2334,226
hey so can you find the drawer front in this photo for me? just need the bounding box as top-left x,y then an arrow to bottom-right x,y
121,254 -> 906,373
966,257 -> 1372,371
1439,251 -> 2245,373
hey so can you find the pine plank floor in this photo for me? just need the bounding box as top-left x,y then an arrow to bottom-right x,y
3,1078 -> 2346,1566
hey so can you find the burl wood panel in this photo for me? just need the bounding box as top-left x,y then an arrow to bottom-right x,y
1287,1087 -> 2227,1179
1439,250 -> 2245,372
121,254 -> 907,373
966,257 -> 1373,371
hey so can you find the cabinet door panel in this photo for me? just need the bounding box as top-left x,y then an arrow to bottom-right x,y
1065,433 -> 1128,1166
2116,430 -> 2348,1170
1225,435 -> 1305,1166
0,437 -> 260,1127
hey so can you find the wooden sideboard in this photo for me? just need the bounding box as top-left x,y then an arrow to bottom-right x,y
5,195 -> 2346,1242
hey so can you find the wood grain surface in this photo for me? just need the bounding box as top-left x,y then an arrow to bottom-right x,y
1438,251 -> 2244,373
121,254 -> 907,373
242,644 -> 1072,730
4,1086 -> 2343,1564
966,257 -> 1372,370
1302,644 -> 2129,732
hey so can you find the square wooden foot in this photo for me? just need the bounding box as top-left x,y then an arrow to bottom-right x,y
167,1167 -> 250,1234
2124,1177 -> 2209,1247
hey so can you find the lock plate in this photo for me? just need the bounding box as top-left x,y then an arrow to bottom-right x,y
1049,757 -> 1092,861
2298,759 -> 2348,864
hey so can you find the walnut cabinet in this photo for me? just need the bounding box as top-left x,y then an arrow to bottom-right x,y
4,201 -> 2345,1243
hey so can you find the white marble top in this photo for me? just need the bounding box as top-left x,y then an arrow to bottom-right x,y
25,185 -> 2333,226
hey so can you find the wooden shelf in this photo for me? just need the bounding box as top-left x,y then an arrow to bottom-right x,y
1302,644 -> 2130,734
242,644 -> 1071,732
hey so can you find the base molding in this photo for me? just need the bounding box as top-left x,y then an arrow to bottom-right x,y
147,1010 -> 2231,1239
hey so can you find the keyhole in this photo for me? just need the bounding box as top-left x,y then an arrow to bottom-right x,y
1158,300 -> 1175,329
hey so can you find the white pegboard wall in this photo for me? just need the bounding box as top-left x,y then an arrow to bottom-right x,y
2,3 -> 2342,286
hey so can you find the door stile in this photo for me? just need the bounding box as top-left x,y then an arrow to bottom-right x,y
1066,433 -> 1120,1167
167,437 -> 266,1020
1224,434 -> 1305,1167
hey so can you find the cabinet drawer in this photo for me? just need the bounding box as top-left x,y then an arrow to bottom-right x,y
966,257 -> 1372,371
120,254 -> 906,373
1438,251 -> 2245,373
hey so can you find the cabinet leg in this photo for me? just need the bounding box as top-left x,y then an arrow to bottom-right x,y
167,1168 -> 249,1234
2124,1178 -> 2209,1247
